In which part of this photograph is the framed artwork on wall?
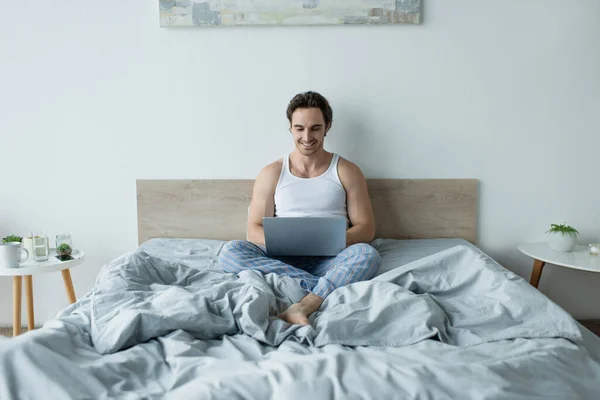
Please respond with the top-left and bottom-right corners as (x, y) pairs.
(159, 0), (421, 27)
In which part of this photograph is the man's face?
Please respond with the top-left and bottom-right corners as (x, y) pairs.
(290, 107), (329, 156)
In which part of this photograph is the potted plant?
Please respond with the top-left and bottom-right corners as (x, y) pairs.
(546, 222), (579, 252)
(57, 243), (73, 257)
(2, 235), (23, 244)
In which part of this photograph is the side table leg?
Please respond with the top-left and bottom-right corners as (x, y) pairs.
(25, 275), (35, 331)
(530, 259), (546, 288)
(61, 269), (76, 304)
(13, 276), (22, 336)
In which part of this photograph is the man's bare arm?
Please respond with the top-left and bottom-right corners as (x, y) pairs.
(247, 161), (282, 246)
(338, 159), (376, 247)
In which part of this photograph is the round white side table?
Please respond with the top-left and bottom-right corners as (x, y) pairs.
(518, 243), (600, 288)
(0, 248), (85, 336)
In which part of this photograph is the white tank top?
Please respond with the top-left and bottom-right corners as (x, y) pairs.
(274, 153), (348, 225)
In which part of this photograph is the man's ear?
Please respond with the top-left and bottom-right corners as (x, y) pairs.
(324, 124), (331, 137)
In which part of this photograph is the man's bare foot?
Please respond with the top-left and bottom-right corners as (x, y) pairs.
(278, 293), (324, 325)
(278, 303), (311, 325)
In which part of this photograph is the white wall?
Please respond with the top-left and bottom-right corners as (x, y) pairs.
(1, 0), (599, 325)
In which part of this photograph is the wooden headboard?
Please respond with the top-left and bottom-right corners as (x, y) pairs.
(136, 179), (478, 245)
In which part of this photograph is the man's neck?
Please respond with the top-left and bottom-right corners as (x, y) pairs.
(289, 149), (332, 176)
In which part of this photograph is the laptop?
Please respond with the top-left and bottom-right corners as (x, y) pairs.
(263, 217), (347, 257)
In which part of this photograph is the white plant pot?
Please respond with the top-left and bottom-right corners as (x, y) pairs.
(546, 232), (578, 252)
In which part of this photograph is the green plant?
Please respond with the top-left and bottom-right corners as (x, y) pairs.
(546, 222), (579, 236)
(57, 243), (72, 255)
(2, 235), (23, 244)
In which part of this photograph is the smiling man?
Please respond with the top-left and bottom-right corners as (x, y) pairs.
(218, 91), (381, 325)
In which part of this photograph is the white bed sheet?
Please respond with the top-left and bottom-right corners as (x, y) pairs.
(1, 238), (598, 399)
(138, 237), (477, 276)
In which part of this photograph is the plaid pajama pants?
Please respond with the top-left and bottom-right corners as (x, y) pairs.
(218, 240), (381, 298)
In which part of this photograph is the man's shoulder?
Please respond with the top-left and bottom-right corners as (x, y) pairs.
(256, 159), (284, 184)
(337, 156), (364, 176)
(337, 156), (366, 189)
(262, 158), (284, 175)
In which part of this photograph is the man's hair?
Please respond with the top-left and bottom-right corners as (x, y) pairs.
(286, 91), (333, 129)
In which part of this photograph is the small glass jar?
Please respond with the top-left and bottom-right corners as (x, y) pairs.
(589, 244), (600, 256)
(56, 233), (73, 257)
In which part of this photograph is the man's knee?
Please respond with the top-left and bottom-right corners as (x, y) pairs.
(219, 240), (255, 263)
(219, 240), (251, 273)
(348, 243), (381, 263)
(221, 240), (250, 255)
(347, 243), (381, 279)
(223, 239), (263, 255)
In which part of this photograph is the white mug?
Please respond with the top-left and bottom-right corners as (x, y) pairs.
(0, 242), (30, 268)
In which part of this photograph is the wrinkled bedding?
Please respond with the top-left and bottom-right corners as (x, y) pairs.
(1, 239), (599, 399)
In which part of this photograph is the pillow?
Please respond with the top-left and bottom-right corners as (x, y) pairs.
(138, 238), (226, 271)
(371, 238), (476, 276)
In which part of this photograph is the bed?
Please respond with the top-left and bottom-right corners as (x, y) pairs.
(1, 179), (599, 399)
